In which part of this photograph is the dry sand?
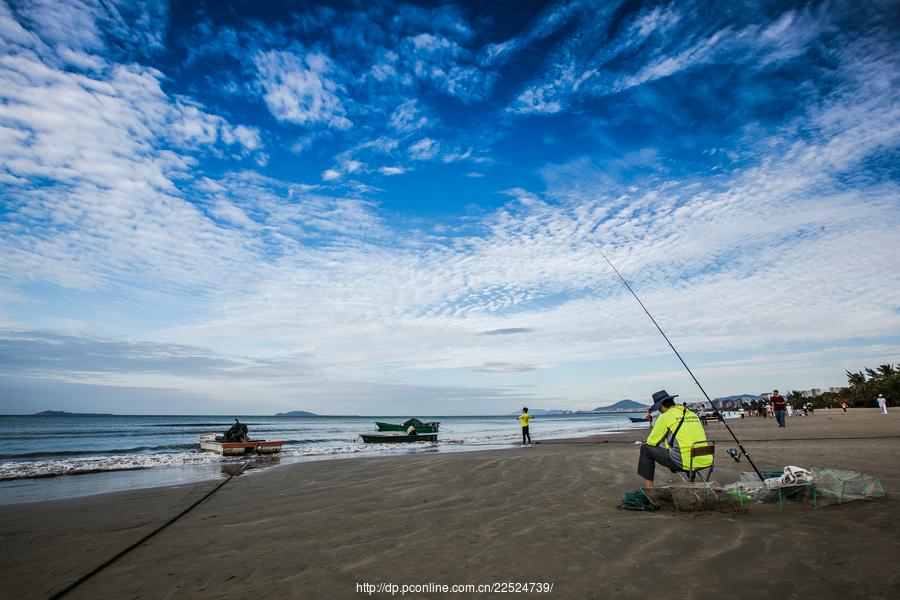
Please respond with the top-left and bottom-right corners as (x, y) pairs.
(2, 409), (899, 599)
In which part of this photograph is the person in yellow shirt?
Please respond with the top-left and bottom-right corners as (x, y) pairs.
(518, 407), (532, 446)
(638, 390), (712, 488)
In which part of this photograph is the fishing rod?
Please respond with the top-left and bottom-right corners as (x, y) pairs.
(589, 240), (765, 481)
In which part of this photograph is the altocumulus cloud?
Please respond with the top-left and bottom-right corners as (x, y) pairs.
(0, 1), (898, 414)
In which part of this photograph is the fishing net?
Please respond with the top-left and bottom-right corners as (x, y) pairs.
(723, 466), (884, 509)
(640, 482), (742, 512)
(620, 490), (658, 511)
(807, 466), (885, 507)
(629, 466), (885, 513)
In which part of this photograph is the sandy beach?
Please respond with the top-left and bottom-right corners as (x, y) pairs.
(2, 409), (899, 599)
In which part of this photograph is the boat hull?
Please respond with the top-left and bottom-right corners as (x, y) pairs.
(199, 434), (283, 455)
(361, 433), (437, 444)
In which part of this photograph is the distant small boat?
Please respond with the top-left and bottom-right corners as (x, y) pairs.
(198, 433), (283, 455)
(360, 433), (438, 444)
(629, 417), (650, 423)
(375, 418), (440, 433)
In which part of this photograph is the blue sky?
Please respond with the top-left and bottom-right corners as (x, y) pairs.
(1, 0), (898, 415)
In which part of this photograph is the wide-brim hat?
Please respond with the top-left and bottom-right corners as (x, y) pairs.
(650, 389), (679, 412)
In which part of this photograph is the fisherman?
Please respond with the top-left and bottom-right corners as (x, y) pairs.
(223, 418), (248, 442)
(637, 390), (712, 488)
(518, 407), (532, 447)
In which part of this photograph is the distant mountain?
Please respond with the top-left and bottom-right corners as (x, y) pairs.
(713, 394), (762, 402)
(274, 410), (319, 417)
(32, 410), (115, 416)
(709, 394), (762, 409)
(593, 399), (649, 412)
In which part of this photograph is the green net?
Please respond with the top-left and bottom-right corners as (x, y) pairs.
(641, 482), (743, 512)
(726, 466), (884, 510)
(635, 467), (885, 512)
(807, 467), (885, 507)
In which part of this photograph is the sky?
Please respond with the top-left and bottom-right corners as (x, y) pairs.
(0, 0), (898, 415)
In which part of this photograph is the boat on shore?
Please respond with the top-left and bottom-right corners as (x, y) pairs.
(360, 433), (438, 444)
(198, 433), (284, 456)
(375, 418), (440, 433)
(629, 416), (651, 423)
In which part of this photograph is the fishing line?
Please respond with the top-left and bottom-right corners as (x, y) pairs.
(537, 434), (900, 445)
(48, 462), (248, 599)
(588, 241), (765, 481)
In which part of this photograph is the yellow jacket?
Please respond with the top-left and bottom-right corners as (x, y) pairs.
(646, 406), (712, 470)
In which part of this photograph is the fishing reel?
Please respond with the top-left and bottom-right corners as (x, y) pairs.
(727, 447), (746, 463)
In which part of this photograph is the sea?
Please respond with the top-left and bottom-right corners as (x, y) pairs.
(0, 413), (649, 504)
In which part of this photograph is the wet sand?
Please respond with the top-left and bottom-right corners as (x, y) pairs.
(2, 409), (899, 599)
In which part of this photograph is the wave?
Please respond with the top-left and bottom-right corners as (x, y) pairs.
(0, 451), (225, 481)
(0, 442), (197, 460)
(0, 440), (447, 481)
(0, 421), (630, 482)
(148, 423), (267, 427)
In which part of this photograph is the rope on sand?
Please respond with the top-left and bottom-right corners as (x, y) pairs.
(48, 462), (248, 599)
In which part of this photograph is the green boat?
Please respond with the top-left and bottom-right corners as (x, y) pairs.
(375, 418), (440, 433)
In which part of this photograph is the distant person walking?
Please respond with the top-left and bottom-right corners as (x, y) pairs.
(840, 401), (848, 413)
(877, 394), (888, 415)
(518, 407), (533, 446)
(771, 390), (787, 428)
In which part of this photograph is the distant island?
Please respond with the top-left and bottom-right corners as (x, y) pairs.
(506, 408), (569, 416)
(592, 399), (649, 412)
(274, 410), (319, 417)
(32, 410), (115, 417)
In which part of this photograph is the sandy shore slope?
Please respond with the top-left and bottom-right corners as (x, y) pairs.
(2, 409), (899, 599)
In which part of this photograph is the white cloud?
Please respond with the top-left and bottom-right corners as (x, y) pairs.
(389, 99), (430, 133)
(148, 40), (900, 405)
(2, 1), (898, 411)
(409, 137), (439, 160)
(169, 101), (262, 155)
(254, 49), (351, 130)
(505, 3), (842, 114)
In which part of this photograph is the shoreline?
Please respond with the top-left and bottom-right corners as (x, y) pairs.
(0, 421), (645, 505)
(3, 409), (898, 599)
(3, 407), (896, 506)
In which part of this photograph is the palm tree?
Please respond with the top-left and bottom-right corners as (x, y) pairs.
(877, 364), (896, 378)
(846, 370), (866, 387)
(865, 367), (879, 380)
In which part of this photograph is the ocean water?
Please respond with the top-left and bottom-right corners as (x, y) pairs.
(0, 413), (649, 503)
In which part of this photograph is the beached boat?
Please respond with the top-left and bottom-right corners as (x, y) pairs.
(375, 418), (440, 433)
(360, 433), (438, 444)
(629, 417), (651, 423)
(198, 433), (284, 456)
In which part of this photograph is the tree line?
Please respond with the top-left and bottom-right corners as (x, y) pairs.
(785, 364), (897, 408)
